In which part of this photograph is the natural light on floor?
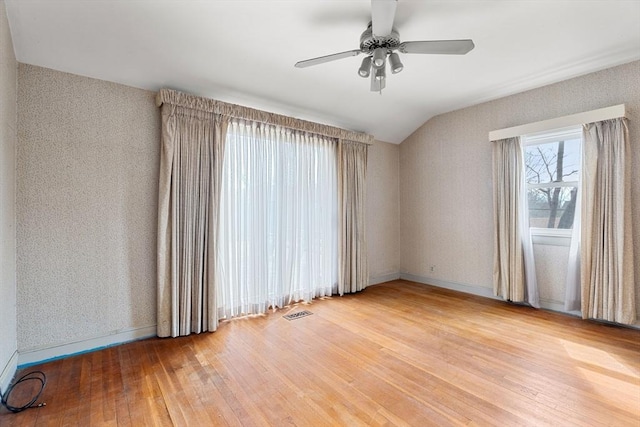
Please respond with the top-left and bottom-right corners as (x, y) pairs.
(559, 337), (639, 413)
(558, 338), (637, 377)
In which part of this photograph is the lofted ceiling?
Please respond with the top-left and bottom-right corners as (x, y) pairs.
(4, 0), (640, 144)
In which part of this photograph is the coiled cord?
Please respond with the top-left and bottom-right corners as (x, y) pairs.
(1, 371), (47, 413)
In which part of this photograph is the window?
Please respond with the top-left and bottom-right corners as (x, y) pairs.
(523, 127), (581, 237)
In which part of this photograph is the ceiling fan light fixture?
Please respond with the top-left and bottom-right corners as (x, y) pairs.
(374, 66), (386, 81)
(389, 52), (403, 74)
(372, 48), (386, 68)
(358, 56), (372, 77)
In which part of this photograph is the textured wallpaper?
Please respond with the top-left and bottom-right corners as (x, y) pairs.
(0, 0), (17, 384)
(400, 60), (640, 319)
(366, 140), (400, 284)
(17, 65), (160, 352)
(534, 244), (569, 307)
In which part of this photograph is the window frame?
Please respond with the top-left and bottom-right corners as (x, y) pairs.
(522, 126), (582, 241)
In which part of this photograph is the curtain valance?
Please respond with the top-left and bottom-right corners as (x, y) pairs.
(156, 88), (374, 145)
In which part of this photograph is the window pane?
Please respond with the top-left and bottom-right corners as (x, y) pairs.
(528, 186), (577, 229)
(525, 138), (580, 185)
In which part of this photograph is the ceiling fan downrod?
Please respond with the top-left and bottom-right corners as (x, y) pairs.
(357, 23), (403, 92)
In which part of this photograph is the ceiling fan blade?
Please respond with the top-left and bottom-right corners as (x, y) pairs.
(294, 49), (362, 68)
(371, 0), (397, 37)
(399, 39), (475, 55)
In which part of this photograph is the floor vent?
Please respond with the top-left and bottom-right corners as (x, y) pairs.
(283, 310), (313, 321)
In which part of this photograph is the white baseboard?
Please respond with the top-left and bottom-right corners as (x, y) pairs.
(0, 350), (18, 394)
(538, 298), (580, 316)
(402, 273), (580, 311)
(18, 325), (157, 367)
(399, 273), (498, 300)
(400, 273), (640, 329)
(369, 272), (401, 286)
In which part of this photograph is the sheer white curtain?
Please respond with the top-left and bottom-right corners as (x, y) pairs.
(564, 146), (583, 312)
(492, 137), (539, 307)
(216, 120), (338, 319)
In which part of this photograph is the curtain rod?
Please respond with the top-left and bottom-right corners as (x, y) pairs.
(489, 104), (627, 141)
(156, 88), (374, 145)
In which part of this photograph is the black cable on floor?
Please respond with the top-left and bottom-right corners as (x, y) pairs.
(1, 370), (47, 413)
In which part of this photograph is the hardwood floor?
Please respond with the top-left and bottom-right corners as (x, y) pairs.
(2, 280), (639, 426)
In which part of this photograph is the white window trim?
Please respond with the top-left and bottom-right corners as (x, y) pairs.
(531, 228), (572, 246)
(528, 181), (578, 190)
(522, 126), (583, 146)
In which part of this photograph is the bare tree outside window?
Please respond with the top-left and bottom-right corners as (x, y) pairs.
(525, 137), (580, 229)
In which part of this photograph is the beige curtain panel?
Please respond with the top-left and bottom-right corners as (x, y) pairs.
(157, 104), (227, 337)
(580, 118), (636, 324)
(338, 140), (369, 295)
(492, 137), (527, 303)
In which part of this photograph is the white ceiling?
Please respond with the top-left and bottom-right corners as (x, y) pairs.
(5, 0), (640, 143)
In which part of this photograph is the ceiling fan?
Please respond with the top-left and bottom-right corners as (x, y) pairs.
(294, 0), (475, 92)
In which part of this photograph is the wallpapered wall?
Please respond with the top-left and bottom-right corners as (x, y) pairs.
(17, 65), (160, 353)
(0, 0), (18, 389)
(367, 140), (400, 284)
(399, 60), (640, 320)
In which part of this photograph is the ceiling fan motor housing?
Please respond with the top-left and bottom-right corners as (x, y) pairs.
(360, 23), (401, 54)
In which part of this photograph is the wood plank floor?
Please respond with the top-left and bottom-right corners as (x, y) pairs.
(2, 280), (639, 426)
